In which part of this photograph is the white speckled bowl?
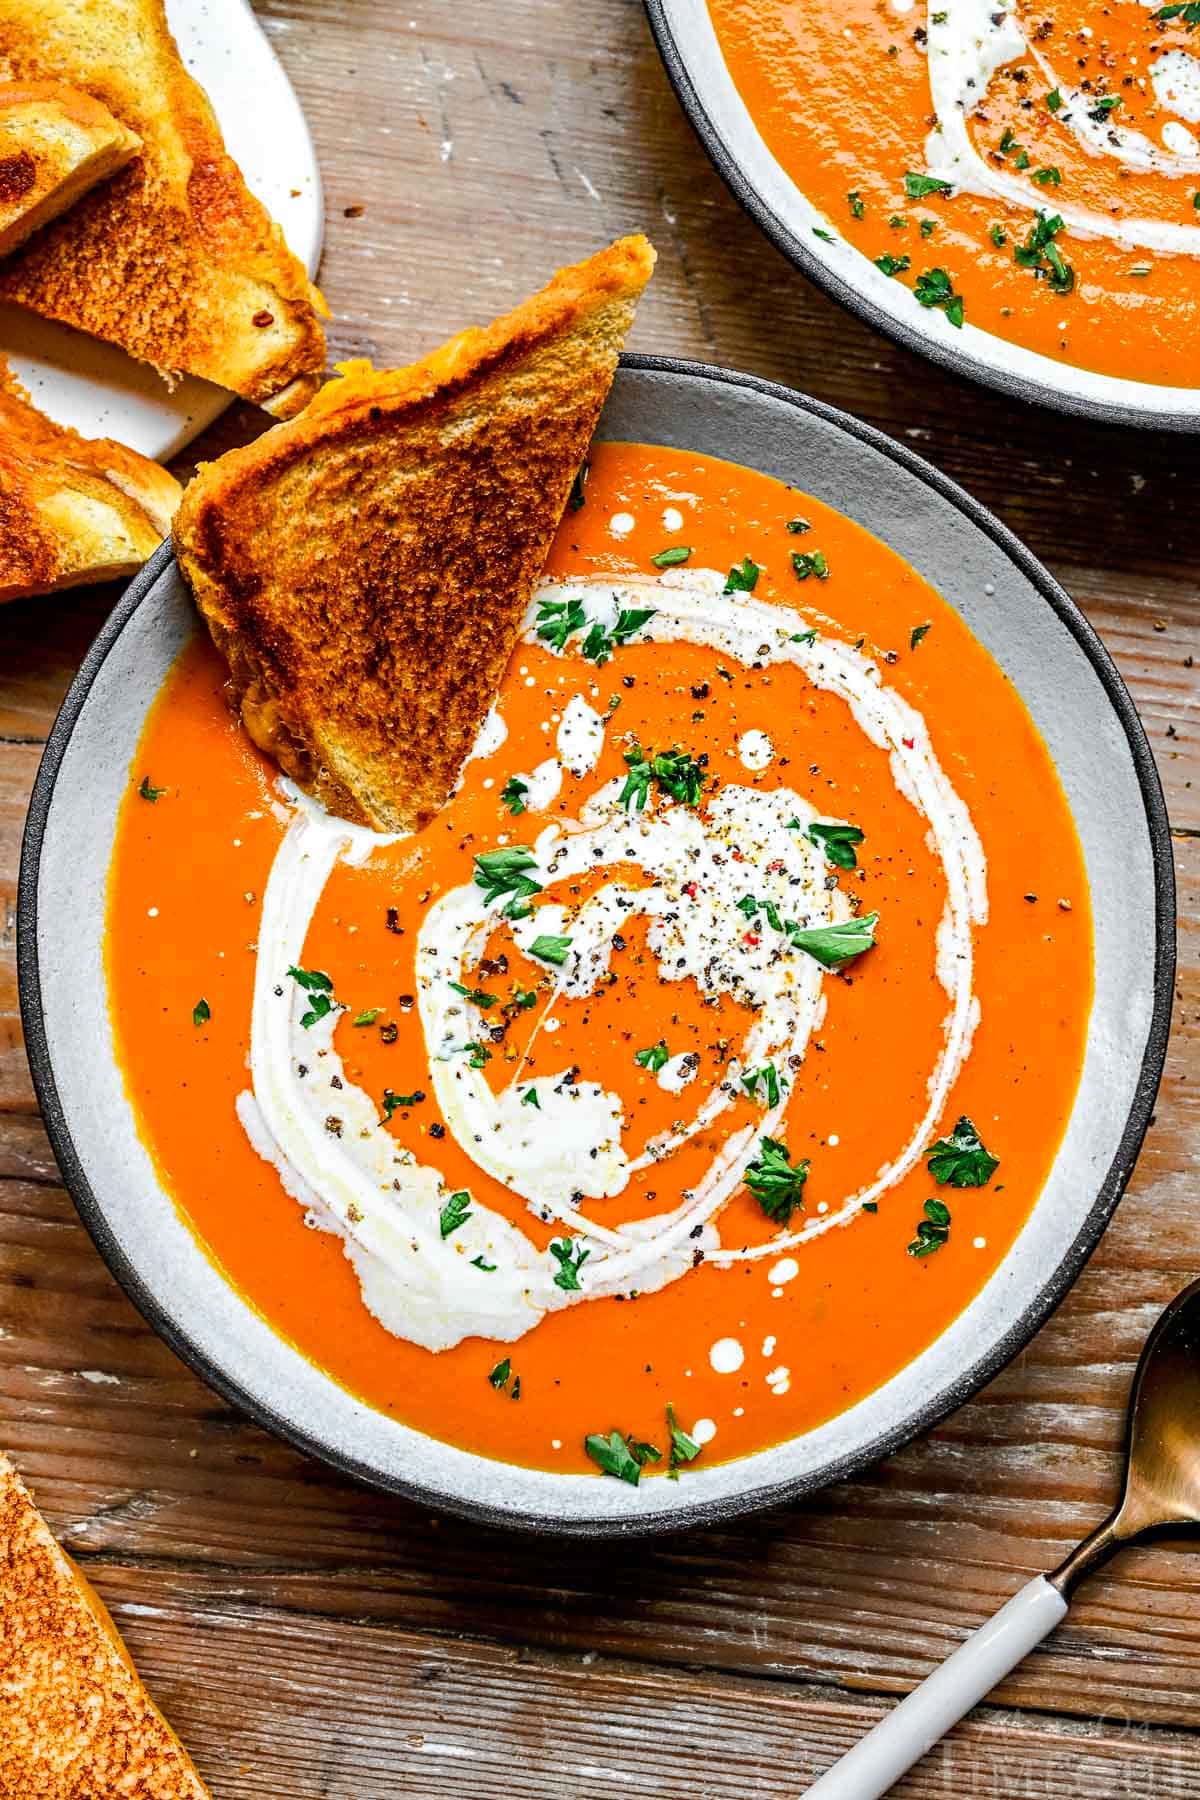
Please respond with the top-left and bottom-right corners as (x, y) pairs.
(645, 0), (1200, 431)
(18, 360), (1175, 1534)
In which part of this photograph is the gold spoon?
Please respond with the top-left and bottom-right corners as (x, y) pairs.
(807, 1277), (1200, 1797)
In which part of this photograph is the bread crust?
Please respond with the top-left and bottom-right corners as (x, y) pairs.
(0, 0), (326, 412)
(0, 1450), (211, 1797)
(175, 235), (656, 830)
(0, 80), (142, 256)
(0, 365), (182, 601)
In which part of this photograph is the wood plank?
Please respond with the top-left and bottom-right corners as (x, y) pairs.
(42, 1581), (1195, 1798)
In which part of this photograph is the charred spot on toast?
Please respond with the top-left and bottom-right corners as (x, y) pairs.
(0, 149), (36, 204)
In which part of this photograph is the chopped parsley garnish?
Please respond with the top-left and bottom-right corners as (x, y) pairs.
(989, 224), (1008, 248)
(440, 1189), (473, 1237)
(352, 1007), (383, 1026)
(635, 1041), (670, 1073)
(549, 1237), (590, 1291)
(383, 1089), (424, 1115)
(723, 556), (761, 595)
(791, 628), (818, 646)
(791, 550), (829, 581)
(473, 846), (543, 919)
(472, 1254), (497, 1272)
(1033, 166), (1062, 187)
(585, 1428), (661, 1485)
(582, 606), (657, 665)
(786, 516), (811, 534)
(1088, 95), (1121, 121)
(465, 1041), (491, 1069)
(1155, 1), (1200, 22)
(650, 545), (693, 569)
(535, 594), (587, 651)
(925, 1116), (1000, 1187)
(999, 127), (1018, 155)
(787, 910), (879, 969)
(568, 460), (589, 511)
(847, 189), (865, 219)
(909, 1197), (952, 1258)
(287, 965), (335, 1029)
(521, 1086), (540, 1109)
(911, 622), (931, 649)
(500, 775), (529, 816)
(914, 267), (964, 327)
(812, 226), (836, 244)
(192, 997), (210, 1027)
(489, 1358), (512, 1389)
(1046, 88), (1063, 113)
(619, 745), (706, 812)
(745, 1136), (809, 1226)
(138, 775), (166, 801)
(666, 1403), (701, 1479)
(449, 980), (498, 1009)
(528, 933), (572, 966)
(1014, 212), (1075, 293)
(905, 171), (953, 199)
(806, 820), (864, 870)
(919, 218), (937, 239)
(741, 1063), (781, 1107)
(876, 252), (911, 277)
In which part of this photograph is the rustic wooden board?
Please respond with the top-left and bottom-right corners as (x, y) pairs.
(2, 0), (1199, 1792)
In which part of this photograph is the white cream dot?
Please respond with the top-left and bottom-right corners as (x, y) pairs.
(737, 729), (774, 772)
(543, 1017), (561, 1034)
(761, 1334), (777, 1357)
(769, 1257), (800, 1286)
(662, 506), (684, 532)
(692, 1418), (718, 1445)
(974, 1236), (988, 1250)
(609, 511), (635, 538)
(551, 1438), (562, 1449)
(827, 1133), (840, 1147)
(147, 906), (159, 917)
(732, 1406), (745, 1417)
(765, 1365), (791, 1396)
(709, 1336), (744, 1374)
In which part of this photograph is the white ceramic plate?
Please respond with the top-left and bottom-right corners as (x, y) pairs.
(0, 0), (323, 460)
(17, 361), (1175, 1534)
(645, 0), (1200, 431)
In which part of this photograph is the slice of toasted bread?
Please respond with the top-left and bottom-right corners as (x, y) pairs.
(174, 235), (656, 831)
(0, 0), (326, 414)
(0, 1451), (211, 1796)
(1, 365), (181, 601)
(0, 80), (141, 257)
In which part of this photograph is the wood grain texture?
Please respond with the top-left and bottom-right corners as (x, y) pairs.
(1, 0), (1198, 1792)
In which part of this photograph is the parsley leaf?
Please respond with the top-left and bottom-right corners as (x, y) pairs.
(528, 933), (572, 966)
(806, 820), (864, 870)
(914, 267), (964, 326)
(905, 171), (953, 198)
(535, 595), (587, 651)
(876, 252), (911, 277)
(723, 556), (761, 594)
(500, 775), (528, 815)
(192, 997), (210, 1027)
(521, 1086), (540, 1109)
(472, 1254), (497, 1271)
(440, 1189), (473, 1237)
(288, 965), (336, 1029)
(1155, 2), (1200, 23)
(925, 1116), (1000, 1187)
(911, 622), (931, 649)
(449, 980), (498, 1009)
(791, 550), (830, 581)
(464, 1041), (491, 1069)
(383, 1089), (424, 1114)
(619, 745), (706, 812)
(666, 1403), (701, 1479)
(489, 1357), (512, 1389)
(473, 846), (543, 919)
(745, 1136), (809, 1226)
(585, 1428), (661, 1485)
(741, 1063), (781, 1107)
(787, 911), (878, 969)
(1014, 211), (1075, 293)
(635, 1041), (670, 1072)
(909, 1197), (952, 1257)
(138, 775), (166, 801)
(353, 1007), (383, 1026)
(549, 1237), (590, 1291)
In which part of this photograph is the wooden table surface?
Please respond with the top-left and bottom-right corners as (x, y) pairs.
(3, 1), (1199, 1793)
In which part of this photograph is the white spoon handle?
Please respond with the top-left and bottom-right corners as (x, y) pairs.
(805, 1575), (1068, 1798)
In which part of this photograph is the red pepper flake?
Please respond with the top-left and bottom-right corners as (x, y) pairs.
(731, 849), (745, 862)
(743, 931), (761, 947)
(681, 881), (698, 898)
(901, 737), (915, 749)
(766, 859), (786, 874)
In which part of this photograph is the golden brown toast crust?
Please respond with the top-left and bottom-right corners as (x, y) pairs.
(0, 0), (326, 412)
(0, 365), (181, 601)
(0, 1451), (211, 1797)
(175, 235), (656, 830)
(0, 80), (141, 257)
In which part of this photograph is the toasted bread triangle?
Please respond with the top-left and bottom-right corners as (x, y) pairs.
(0, 81), (141, 257)
(1, 364), (181, 602)
(0, 0), (326, 413)
(175, 235), (656, 830)
(0, 1450), (211, 1796)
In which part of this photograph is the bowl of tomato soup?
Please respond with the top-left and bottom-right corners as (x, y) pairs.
(647, 0), (1200, 428)
(18, 360), (1173, 1532)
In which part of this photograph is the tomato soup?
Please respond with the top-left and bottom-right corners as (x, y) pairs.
(106, 442), (1091, 1479)
(709, 0), (1200, 389)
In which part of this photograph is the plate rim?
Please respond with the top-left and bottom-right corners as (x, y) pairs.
(16, 355), (1177, 1536)
(643, 0), (1200, 434)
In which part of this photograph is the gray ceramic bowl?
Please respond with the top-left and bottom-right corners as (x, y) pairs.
(18, 359), (1174, 1535)
(645, 0), (1200, 432)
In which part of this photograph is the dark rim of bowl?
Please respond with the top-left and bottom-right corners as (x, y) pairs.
(17, 356), (1176, 1538)
(642, 0), (1200, 434)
